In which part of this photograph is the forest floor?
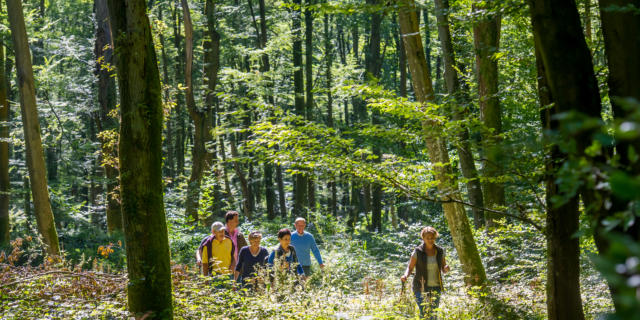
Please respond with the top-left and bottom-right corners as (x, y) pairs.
(0, 219), (613, 319)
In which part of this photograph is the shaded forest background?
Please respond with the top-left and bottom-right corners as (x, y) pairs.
(0, 0), (639, 319)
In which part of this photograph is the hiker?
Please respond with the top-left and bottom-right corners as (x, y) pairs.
(224, 210), (248, 270)
(234, 231), (269, 290)
(290, 217), (324, 276)
(400, 226), (450, 320)
(196, 222), (235, 279)
(267, 228), (305, 277)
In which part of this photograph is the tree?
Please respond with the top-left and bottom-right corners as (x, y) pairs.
(0, 0), (10, 247)
(183, 0), (217, 224)
(293, 0), (308, 218)
(398, 0), (486, 287)
(7, 0), (60, 256)
(434, 0), (485, 227)
(529, 0), (599, 318)
(106, 0), (173, 317)
(94, 0), (122, 233)
(473, 0), (503, 228)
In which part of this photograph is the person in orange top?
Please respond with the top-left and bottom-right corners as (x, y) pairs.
(196, 222), (235, 276)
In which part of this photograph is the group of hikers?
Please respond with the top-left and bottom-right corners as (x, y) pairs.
(195, 210), (449, 320)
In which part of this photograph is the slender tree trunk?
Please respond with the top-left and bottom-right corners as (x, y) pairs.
(94, 0), (122, 233)
(529, 0), (600, 318)
(473, 0), (503, 228)
(106, 0), (173, 317)
(183, 0), (216, 224)
(434, 0), (485, 228)
(396, 15), (407, 97)
(325, 13), (338, 216)
(0, 6), (9, 246)
(367, 0), (384, 232)
(159, 4), (174, 180)
(292, 0), (307, 218)
(398, 0), (486, 287)
(7, 0), (60, 256)
(276, 164), (286, 217)
(230, 132), (253, 219)
(173, 3), (185, 176)
(422, 8), (431, 77)
(584, 0), (592, 42)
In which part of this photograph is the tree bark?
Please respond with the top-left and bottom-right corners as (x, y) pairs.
(94, 0), (122, 233)
(434, 0), (485, 228)
(292, 0), (307, 218)
(595, 0), (640, 311)
(7, 0), (60, 256)
(325, 13), (338, 216)
(398, 0), (486, 287)
(529, 0), (599, 318)
(472, 0), (503, 228)
(106, 0), (173, 317)
(183, 0), (218, 224)
(0, 4), (10, 246)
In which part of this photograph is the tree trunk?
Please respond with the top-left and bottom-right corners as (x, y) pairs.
(276, 164), (286, 217)
(7, 0), (60, 256)
(183, 0), (217, 224)
(473, 0), (503, 228)
(230, 132), (253, 220)
(106, 0), (173, 317)
(172, 3), (185, 176)
(422, 8), (431, 77)
(292, 0), (307, 218)
(94, 0), (122, 233)
(0, 9), (9, 246)
(325, 13), (338, 216)
(434, 0), (485, 228)
(367, 0), (384, 232)
(529, 0), (600, 318)
(583, 0), (592, 42)
(398, 0), (486, 287)
(595, 0), (640, 312)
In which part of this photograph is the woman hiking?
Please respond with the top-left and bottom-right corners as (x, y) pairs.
(401, 226), (450, 319)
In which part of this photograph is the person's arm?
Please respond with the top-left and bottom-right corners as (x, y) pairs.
(196, 248), (202, 266)
(401, 256), (417, 282)
(235, 248), (244, 275)
(291, 247), (304, 276)
(442, 255), (450, 273)
(229, 240), (236, 273)
(309, 235), (324, 267)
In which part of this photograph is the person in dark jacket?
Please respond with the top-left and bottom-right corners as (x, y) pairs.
(267, 228), (305, 276)
(401, 226), (450, 319)
(234, 231), (269, 290)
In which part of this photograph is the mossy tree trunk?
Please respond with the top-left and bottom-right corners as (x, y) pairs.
(7, 0), (60, 256)
(398, 0), (487, 287)
(106, 0), (173, 318)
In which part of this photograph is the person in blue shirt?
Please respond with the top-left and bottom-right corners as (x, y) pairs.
(234, 231), (269, 290)
(267, 228), (305, 277)
(290, 217), (324, 276)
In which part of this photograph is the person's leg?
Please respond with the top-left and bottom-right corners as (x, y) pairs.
(426, 287), (441, 320)
(302, 265), (312, 276)
(414, 291), (425, 318)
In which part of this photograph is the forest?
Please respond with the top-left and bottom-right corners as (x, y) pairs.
(0, 0), (639, 319)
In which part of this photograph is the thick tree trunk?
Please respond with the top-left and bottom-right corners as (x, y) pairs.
(0, 13), (9, 246)
(94, 0), (122, 233)
(434, 0), (485, 228)
(473, 0), (503, 229)
(292, 0), (307, 218)
(595, 0), (640, 311)
(529, 0), (599, 318)
(106, 0), (173, 317)
(7, 0), (60, 256)
(398, 0), (486, 287)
